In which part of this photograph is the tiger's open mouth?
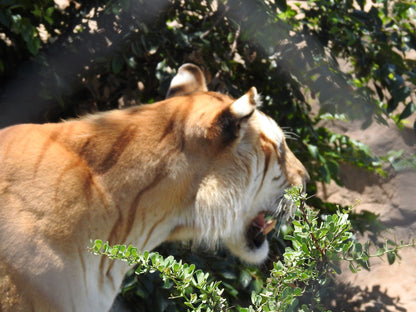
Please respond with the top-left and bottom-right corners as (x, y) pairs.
(246, 212), (277, 250)
(225, 197), (294, 264)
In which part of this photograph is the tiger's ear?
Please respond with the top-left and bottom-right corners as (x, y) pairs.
(230, 87), (258, 119)
(215, 87), (259, 143)
(166, 63), (208, 98)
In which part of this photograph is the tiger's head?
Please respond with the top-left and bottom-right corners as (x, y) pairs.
(165, 64), (309, 264)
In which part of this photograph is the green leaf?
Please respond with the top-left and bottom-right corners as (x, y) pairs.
(163, 278), (172, 289)
(330, 262), (342, 274)
(354, 243), (363, 256)
(275, 261), (285, 271)
(46, 6), (54, 16)
(387, 251), (396, 265)
(327, 159), (339, 178)
(92, 239), (102, 252)
(293, 287), (302, 296)
(301, 243), (309, 254)
(112, 54), (125, 74)
(134, 285), (148, 299)
(195, 270), (206, 285)
(10, 14), (22, 29)
(239, 270), (252, 288)
(307, 144), (319, 159)
(31, 6), (42, 18)
(125, 56), (137, 68)
(349, 262), (357, 273)
(320, 163), (331, 184)
(44, 15), (53, 25)
(399, 102), (415, 121)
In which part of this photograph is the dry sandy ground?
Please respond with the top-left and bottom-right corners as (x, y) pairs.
(316, 117), (416, 311)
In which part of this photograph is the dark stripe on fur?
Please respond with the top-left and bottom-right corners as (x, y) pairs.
(259, 133), (272, 188)
(160, 111), (177, 142)
(33, 127), (61, 177)
(142, 210), (169, 248)
(94, 124), (137, 174)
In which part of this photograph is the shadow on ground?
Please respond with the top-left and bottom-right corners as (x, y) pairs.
(324, 282), (407, 312)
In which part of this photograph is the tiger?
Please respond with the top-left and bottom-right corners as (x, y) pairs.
(0, 63), (308, 312)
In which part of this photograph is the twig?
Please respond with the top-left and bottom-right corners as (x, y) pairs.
(228, 25), (240, 58)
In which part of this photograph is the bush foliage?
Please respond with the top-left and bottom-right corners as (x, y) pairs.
(92, 186), (415, 311)
(1, 0), (415, 310)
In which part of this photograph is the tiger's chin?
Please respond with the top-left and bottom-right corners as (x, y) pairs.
(225, 235), (270, 265)
(225, 212), (277, 264)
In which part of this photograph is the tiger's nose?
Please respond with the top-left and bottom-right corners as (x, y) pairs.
(290, 165), (309, 191)
(300, 167), (310, 192)
(285, 148), (309, 191)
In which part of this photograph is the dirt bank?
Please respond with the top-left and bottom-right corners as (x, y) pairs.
(317, 118), (416, 311)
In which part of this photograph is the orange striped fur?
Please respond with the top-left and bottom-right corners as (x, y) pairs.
(0, 64), (308, 311)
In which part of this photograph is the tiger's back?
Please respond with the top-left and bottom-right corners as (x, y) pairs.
(0, 64), (308, 311)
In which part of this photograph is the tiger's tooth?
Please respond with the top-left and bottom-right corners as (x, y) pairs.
(263, 219), (277, 234)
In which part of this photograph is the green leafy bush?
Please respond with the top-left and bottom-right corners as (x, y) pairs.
(91, 186), (415, 311)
